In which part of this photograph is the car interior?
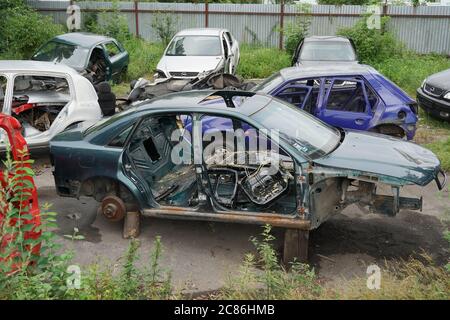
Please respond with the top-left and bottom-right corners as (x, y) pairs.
(126, 113), (298, 214)
(11, 75), (70, 138)
(87, 46), (108, 83)
(277, 77), (377, 115)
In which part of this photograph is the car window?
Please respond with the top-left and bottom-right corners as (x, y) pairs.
(250, 98), (341, 159)
(104, 41), (121, 58)
(326, 79), (367, 113)
(12, 75), (70, 134)
(165, 36), (222, 56)
(32, 41), (90, 70)
(365, 83), (378, 112)
(200, 114), (291, 166)
(225, 32), (233, 46)
(108, 125), (134, 148)
(300, 41), (356, 61)
(0, 76), (7, 112)
(251, 72), (284, 93)
(276, 78), (321, 113)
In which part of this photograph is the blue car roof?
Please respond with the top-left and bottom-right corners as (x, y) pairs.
(278, 65), (414, 106)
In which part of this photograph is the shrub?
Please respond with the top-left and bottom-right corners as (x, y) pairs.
(219, 225), (324, 299)
(0, 2), (63, 59)
(337, 16), (404, 64)
(283, 3), (312, 56)
(151, 13), (179, 47)
(0, 149), (71, 299)
(85, 0), (131, 43)
(121, 39), (165, 80)
(318, 0), (370, 4)
(66, 237), (174, 300)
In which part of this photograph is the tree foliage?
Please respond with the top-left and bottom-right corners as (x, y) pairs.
(0, 0), (63, 59)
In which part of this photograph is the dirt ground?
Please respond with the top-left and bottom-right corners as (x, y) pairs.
(32, 155), (449, 293)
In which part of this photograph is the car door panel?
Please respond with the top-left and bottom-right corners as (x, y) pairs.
(318, 77), (372, 130)
(103, 41), (127, 77)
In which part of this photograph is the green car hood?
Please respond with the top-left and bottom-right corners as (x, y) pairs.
(314, 130), (440, 186)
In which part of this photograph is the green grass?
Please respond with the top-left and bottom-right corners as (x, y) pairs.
(426, 137), (450, 172)
(236, 44), (291, 79)
(373, 53), (450, 97)
(122, 38), (165, 81)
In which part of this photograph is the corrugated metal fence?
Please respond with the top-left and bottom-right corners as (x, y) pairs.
(27, 1), (450, 54)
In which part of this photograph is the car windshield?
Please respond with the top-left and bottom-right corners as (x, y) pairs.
(250, 98), (341, 159)
(32, 41), (90, 69)
(251, 72), (284, 93)
(165, 36), (222, 56)
(300, 41), (356, 61)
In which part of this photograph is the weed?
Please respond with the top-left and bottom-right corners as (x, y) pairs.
(219, 225), (323, 300)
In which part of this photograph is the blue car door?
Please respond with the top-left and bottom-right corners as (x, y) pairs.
(274, 78), (321, 114)
(318, 77), (372, 131)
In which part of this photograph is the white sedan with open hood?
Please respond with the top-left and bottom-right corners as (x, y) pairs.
(155, 28), (240, 79)
(0, 61), (102, 151)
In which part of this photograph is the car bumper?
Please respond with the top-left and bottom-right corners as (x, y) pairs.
(417, 88), (450, 120)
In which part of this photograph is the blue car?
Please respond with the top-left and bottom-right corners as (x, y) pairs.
(252, 64), (418, 140)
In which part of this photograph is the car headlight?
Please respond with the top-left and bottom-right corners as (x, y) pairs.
(154, 70), (166, 79)
(421, 79), (426, 88)
(444, 92), (450, 100)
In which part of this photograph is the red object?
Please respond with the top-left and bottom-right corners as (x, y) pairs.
(12, 103), (35, 115)
(0, 114), (41, 271)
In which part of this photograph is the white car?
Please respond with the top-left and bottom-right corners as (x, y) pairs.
(155, 28), (240, 79)
(0, 61), (102, 151)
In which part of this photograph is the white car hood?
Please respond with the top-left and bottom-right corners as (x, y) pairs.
(157, 55), (223, 74)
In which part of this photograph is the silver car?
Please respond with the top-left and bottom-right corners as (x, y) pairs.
(155, 28), (240, 79)
(0, 61), (102, 151)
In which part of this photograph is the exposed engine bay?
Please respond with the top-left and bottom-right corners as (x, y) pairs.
(11, 75), (70, 137)
(126, 114), (297, 214)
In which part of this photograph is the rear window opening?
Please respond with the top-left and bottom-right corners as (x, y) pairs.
(143, 136), (161, 162)
(11, 75), (70, 138)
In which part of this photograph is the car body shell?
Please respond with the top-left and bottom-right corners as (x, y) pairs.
(254, 64), (418, 140)
(0, 60), (102, 150)
(417, 68), (450, 121)
(292, 36), (358, 67)
(31, 32), (129, 82)
(49, 90), (444, 231)
(156, 28), (240, 79)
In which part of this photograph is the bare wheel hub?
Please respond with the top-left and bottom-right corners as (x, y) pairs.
(101, 195), (126, 221)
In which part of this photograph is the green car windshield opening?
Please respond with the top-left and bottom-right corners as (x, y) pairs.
(33, 41), (90, 70)
(250, 98), (341, 159)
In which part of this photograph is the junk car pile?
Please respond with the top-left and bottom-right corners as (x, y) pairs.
(0, 30), (448, 263)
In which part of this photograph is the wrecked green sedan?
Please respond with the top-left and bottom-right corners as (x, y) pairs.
(49, 91), (446, 262)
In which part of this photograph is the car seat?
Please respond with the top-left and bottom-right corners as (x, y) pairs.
(96, 82), (116, 116)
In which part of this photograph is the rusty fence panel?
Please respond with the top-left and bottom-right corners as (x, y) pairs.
(26, 1), (450, 54)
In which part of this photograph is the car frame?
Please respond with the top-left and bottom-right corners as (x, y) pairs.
(292, 36), (358, 66)
(31, 32), (129, 83)
(155, 28), (240, 79)
(0, 60), (102, 151)
(50, 90), (445, 262)
(253, 64), (419, 140)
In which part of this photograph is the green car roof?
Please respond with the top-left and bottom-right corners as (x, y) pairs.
(53, 32), (114, 48)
